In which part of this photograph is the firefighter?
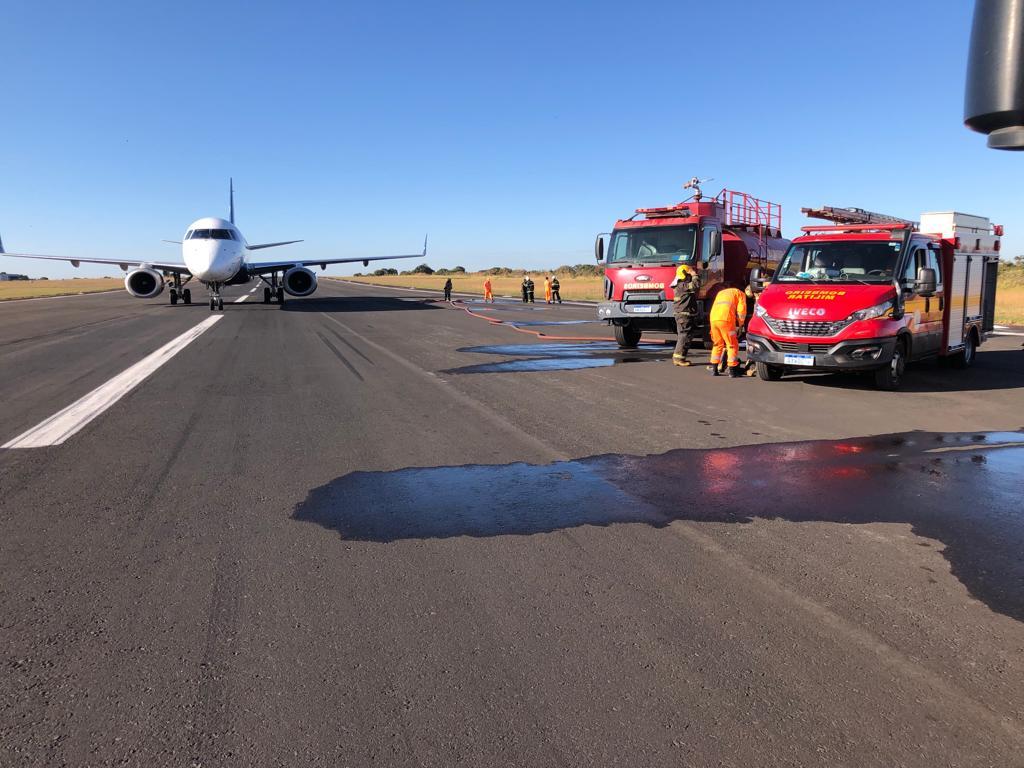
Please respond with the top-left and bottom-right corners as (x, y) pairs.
(708, 282), (747, 377)
(544, 276), (553, 304)
(670, 263), (701, 366)
(550, 275), (562, 304)
(526, 276), (536, 303)
(483, 277), (494, 303)
(443, 277), (453, 301)
(521, 277), (529, 303)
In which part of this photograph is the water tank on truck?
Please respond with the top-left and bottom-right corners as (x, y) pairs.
(594, 180), (789, 349)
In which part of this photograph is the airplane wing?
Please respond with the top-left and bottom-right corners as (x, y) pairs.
(247, 253), (422, 275)
(0, 251), (190, 274)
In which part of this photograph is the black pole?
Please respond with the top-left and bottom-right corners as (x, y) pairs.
(965, 0), (1024, 149)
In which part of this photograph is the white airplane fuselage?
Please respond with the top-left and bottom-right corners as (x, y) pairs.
(181, 216), (246, 284)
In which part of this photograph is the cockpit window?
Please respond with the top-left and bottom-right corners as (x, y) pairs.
(188, 229), (234, 240)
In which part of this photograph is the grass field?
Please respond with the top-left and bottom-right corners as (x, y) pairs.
(340, 272), (1024, 326)
(0, 278), (123, 301)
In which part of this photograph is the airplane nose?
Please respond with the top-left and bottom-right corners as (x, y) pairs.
(184, 242), (217, 277)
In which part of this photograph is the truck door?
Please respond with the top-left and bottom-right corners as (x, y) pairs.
(924, 245), (945, 353)
(701, 224), (723, 296)
(900, 246), (939, 357)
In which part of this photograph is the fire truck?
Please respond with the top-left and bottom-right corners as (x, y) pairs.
(595, 180), (789, 348)
(745, 205), (1002, 389)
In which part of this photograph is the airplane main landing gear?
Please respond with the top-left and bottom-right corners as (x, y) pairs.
(170, 289), (179, 305)
(182, 288), (192, 304)
(170, 274), (192, 306)
(263, 287), (271, 304)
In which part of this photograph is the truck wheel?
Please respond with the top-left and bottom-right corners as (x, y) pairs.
(614, 322), (641, 349)
(756, 362), (784, 381)
(950, 332), (976, 369)
(874, 340), (907, 390)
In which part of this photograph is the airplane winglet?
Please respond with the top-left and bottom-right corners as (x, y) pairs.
(0, 232), (5, 253)
(423, 233), (428, 257)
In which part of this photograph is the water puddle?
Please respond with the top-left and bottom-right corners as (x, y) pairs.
(442, 342), (670, 374)
(293, 431), (1024, 621)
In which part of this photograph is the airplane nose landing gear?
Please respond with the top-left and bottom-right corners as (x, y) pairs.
(207, 283), (224, 311)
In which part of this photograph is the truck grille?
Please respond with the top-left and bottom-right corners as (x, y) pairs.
(764, 317), (849, 337)
(774, 341), (835, 353)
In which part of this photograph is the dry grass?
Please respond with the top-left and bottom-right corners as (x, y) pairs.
(0, 278), (123, 301)
(340, 272), (1024, 327)
(995, 286), (1024, 326)
(338, 274), (605, 302)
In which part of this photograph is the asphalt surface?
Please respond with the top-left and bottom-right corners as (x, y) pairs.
(2, 279), (1023, 767)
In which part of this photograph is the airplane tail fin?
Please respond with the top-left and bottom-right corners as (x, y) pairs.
(229, 178), (235, 224)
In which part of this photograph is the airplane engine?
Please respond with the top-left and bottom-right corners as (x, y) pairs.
(124, 267), (165, 298)
(283, 266), (317, 297)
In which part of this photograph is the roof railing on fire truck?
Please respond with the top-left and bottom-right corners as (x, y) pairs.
(632, 187), (782, 234)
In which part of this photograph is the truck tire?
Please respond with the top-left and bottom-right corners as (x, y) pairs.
(614, 322), (641, 349)
(950, 332), (977, 369)
(756, 362), (784, 381)
(874, 340), (907, 390)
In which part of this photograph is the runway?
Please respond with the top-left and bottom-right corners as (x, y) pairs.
(2, 279), (1024, 767)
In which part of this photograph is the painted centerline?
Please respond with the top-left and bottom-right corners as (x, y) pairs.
(2, 316), (223, 449)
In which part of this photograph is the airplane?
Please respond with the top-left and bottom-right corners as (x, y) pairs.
(0, 180), (424, 310)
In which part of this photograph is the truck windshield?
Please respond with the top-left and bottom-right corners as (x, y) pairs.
(775, 240), (902, 283)
(608, 225), (697, 265)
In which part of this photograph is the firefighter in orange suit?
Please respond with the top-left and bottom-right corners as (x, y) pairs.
(544, 276), (553, 304)
(483, 277), (494, 303)
(708, 283), (747, 378)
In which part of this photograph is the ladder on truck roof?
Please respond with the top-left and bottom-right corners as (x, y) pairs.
(801, 205), (917, 228)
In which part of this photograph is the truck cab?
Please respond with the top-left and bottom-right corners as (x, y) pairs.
(746, 208), (1002, 389)
(596, 188), (788, 348)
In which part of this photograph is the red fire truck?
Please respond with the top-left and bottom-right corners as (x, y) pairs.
(746, 206), (1002, 389)
(595, 180), (789, 348)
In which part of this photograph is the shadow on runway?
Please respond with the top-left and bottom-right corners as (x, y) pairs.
(787, 349), (1024, 393)
(293, 430), (1024, 623)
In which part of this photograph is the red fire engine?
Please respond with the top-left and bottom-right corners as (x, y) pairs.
(746, 206), (1002, 389)
(595, 179), (789, 348)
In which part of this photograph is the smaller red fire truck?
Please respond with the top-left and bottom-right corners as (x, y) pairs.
(746, 206), (1002, 389)
(595, 180), (788, 348)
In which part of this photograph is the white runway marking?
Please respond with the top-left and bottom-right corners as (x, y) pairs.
(234, 294), (249, 303)
(2, 316), (223, 449)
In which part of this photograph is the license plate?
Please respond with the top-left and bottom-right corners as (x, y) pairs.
(631, 305), (654, 313)
(783, 353), (815, 366)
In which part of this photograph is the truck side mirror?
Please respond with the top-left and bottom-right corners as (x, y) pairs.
(595, 233), (608, 263)
(916, 267), (937, 297)
(749, 267), (765, 293)
(709, 229), (722, 257)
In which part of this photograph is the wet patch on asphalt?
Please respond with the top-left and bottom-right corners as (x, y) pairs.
(441, 342), (671, 374)
(293, 431), (1024, 622)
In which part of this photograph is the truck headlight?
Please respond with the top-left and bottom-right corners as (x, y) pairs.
(754, 303), (768, 318)
(847, 301), (893, 322)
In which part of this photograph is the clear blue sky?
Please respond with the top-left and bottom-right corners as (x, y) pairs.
(1, 0), (1019, 279)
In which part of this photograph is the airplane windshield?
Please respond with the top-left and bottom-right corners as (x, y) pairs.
(188, 229), (235, 240)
